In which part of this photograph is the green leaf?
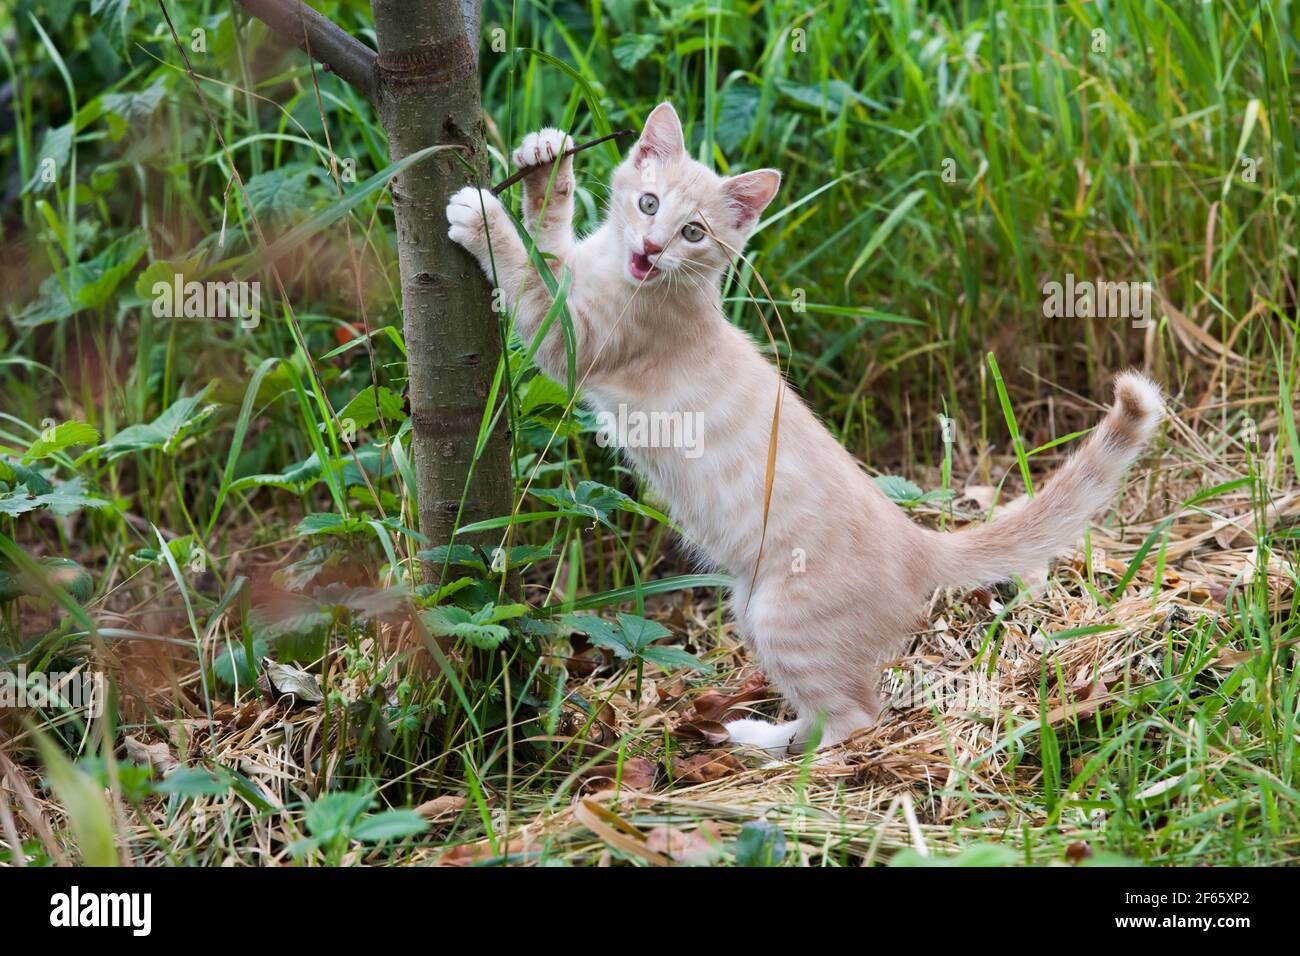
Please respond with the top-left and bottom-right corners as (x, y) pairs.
(530, 480), (670, 526)
(133, 255), (203, 300)
(639, 644), (711, 673)
(93, 389), (217, 460)
(242, 165), (324, 226)
(90, 0), (133, 56)
(154, 767), (232, 799)
(248, 593), (331, 642)
(213, 637), (268, 687)
(296, 513), (367, 536)
(99, 79), (166, 141)
(14, 233), (147, 324)
(734, 821), (787, 867)
(874, 474), (924, 503)
(519, 375), (570, 417)
(613, 33), (658, 69)
(303, 790), (374, 840)
(350, 810), (429, 843)
(337, 386), (407, 431)
(23, 124), (71, 194)
(717, 83), (760, 152)
(534, 573), (733, 616)
(74, 232), (147, 309)
(561, 612), (632, 658)
(423, 605), (510, 650)
(23, 421), (99, 462)
(616, 612), (672, 651)
(0, 461), (53, 495)
(0, 477), (108, 517)
(229, 452), (323, 495)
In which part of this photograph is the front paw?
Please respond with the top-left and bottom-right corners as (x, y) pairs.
(446, 186), (501, 254)
(512, 128), (574, 172)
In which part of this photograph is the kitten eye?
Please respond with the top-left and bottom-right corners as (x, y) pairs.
(638, 193), (659, 215)
(681, 222), (705, 242)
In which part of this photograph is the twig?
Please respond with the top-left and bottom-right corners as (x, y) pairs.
(490, 130), (635, 195)
(236, 0), (378, 102)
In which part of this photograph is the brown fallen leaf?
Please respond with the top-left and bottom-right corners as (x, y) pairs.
(581, 757), (657, 792)
(672, 719), (731, 745)
(440, 836), (527, 866)
(689, 672), (770, 722)
(124, 735), (178, 775)
(645, 821), (723, 865)
(416, 795), (468, 820)
(670, 752), (746, 784)
(574, 798), (672, 866)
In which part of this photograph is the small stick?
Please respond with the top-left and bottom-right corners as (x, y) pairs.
(490, 129), (636, 195)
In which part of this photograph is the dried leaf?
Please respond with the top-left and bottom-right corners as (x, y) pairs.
(416, 795), (468, 820)
(260, 658), (323, 704)
(574, 798), (672, 866)
(673, 719), (731, 745)
(690, 672), (769, 722)
(440, 836), (526, 866)
(123, 735), (178, 775)
(645, 822), (723, 865)
(582, 757), (657, 791)
(670, 752), (746, 784)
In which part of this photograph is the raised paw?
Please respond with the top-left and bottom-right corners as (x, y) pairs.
(445, 186), (501, 253)
(512, 128), (574, 172)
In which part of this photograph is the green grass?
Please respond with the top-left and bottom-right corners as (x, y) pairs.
(0, 0), (1297, 866)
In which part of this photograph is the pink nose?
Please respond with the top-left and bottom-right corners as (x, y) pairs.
(642, 238), (663, 256)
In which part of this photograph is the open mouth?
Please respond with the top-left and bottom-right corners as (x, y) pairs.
(628, 251), (660, 282)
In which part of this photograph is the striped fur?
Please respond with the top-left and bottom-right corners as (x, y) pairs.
(447, 104), (1164, 756)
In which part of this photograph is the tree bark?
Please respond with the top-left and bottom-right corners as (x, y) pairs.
(238, 0), (378, 101)
(237, 0), (513, 562)
(369, 0), (512, 559)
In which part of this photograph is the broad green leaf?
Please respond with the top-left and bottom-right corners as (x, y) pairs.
(423, 605), (510, 650)
(24, 421), (99, 462)
(0, 477), (108, 517)
(337, 386), (407, 431)
(350, 810), (428, 843)
(93, 389), (217, 460)
(613, 33), (657, 69)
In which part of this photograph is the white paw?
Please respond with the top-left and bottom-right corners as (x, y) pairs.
(512, 128), (574, 170)
(446, 186), (500, 251)
(725, 718), (799, 757)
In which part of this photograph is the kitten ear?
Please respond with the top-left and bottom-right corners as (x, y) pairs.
(723, 169), (781, 229)
(632, 102), (685, 166)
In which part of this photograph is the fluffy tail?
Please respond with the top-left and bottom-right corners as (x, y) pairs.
(934, 371), (1163, 588)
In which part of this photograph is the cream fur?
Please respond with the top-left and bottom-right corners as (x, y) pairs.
(446, 103), (1164, 757)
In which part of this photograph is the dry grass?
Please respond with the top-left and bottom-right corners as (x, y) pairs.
(7, 397), (1293, 868)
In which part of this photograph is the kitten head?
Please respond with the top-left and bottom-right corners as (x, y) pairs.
(609, 102), (780, 287)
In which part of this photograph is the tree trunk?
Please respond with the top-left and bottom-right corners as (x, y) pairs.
(368, 0), (512, 560)
(236, 0), (512, 562)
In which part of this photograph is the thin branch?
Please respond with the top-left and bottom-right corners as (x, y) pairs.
(236, 0), (378, 102)
(490, 130), (635, 195)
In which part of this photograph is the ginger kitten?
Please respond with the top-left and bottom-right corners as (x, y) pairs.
(447, 102), (1163, 755)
